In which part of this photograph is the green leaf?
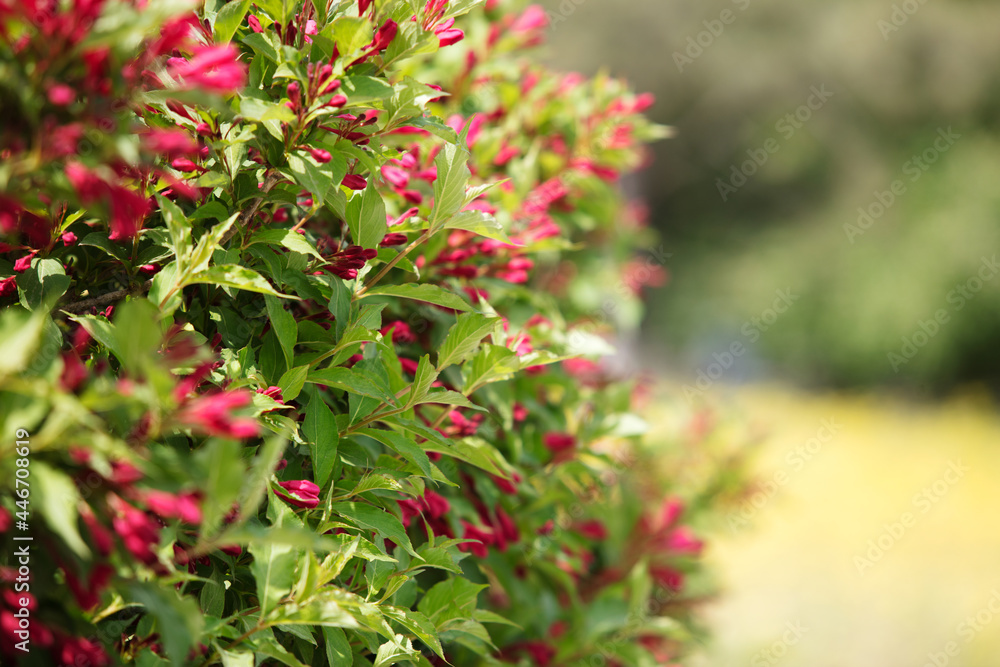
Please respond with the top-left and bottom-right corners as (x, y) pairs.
(186, 264), (288, 297)
(429, 131), (471, 228)
(437, 313), (499, 371)
(303, 393), (339, 488)
(278, 364), (309, 402)
(381, 607), (444, 659)
(199, 439), (245, 537)
(240, 97), (296, 123)
(129, 582), (204, 665)
(249, 490), (301, 617)
(238, 435), (288, 524)
(113, 299), (161, 372)
(285, 152), (341, 207)
(404, 355), (437, 408)
(359, 284), (472, 311)
(79, 232), (128, 261)
(0, 307), (46, 378)
(308, 367), (398, 406)
(442, 209), (516, 245)
(373, 634), (421, 667)
(331, 502), (418, 558)
(463, 344), (519, 391)
(250, 228), (325, 261)
(340, 75), (394, 105)
(69, 313), (122, 365)
(346, 180), (388, 250)
(200, 567), (226, 619)
(33, 462), (89, 558)
(214, 0), (251, 43)
(322, 627), (352, 667)
(220, 649), (254, 667)
(331, 16), (372, 54)
(266, 295), (297, 369)
(355, 428), (431, 478)
(417, 578), (486, 624)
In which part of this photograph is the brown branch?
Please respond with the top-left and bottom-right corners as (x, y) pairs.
(59, 279), (153, 315)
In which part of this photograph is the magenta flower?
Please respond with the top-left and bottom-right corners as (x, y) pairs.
(542, 432), (575, 453)
(142, 490), (203, 524)
(342, 174), (367, 190)
(177, 390), (260, 439)
(276, 480), (321, 509)
(167, 44), (247, 93)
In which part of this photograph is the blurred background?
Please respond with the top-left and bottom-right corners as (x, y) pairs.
(538, 0), (1000, 664)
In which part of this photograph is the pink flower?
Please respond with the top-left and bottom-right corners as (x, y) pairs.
(61, 231), (77, 246)
(276, 479), (321, 509)
(380, 320), (415, 343)
(650, 566), (685, 592)
(309, 148), (332, 163)
(141, 128), (199, 160)
(342, 174), (367, 190)
(142, 490), (203, 524)
(167, 44), (247, 93)
(658, 526), (704, 556)
(458, 520), (494, 558)
(256, 385), (284, 403)
(575, 519), (607, 541)
(47, 84), (75, 106)
(12, 253), (34, 273)
(63, 563), (113, 610)
(177, 390), (260, 439)
(381, 164), (410, 188)
(543, 432), (575, 453)
(380, 232), (408, 247)
(510, 5), (548, 34)
(247, 14), (263, 32)
(369, 19), (398, 51)
(110, 496), (161, 566)
(434, 19), (464, 47)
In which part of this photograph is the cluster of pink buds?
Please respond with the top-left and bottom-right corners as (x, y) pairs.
(322, 243), (378, 280)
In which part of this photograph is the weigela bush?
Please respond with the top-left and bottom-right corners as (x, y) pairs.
(0, 1), (716, 665)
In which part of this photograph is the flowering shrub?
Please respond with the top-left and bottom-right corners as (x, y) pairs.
(0, 1), (719, 665)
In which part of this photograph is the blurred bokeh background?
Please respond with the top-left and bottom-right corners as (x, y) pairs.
(538, 0), (1000, 664)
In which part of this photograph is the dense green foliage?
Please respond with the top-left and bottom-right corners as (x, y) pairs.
(0, 1), (726, 665)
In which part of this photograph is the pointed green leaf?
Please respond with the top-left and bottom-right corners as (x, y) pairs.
(359, 284), (472, 311)
(346, 179), (388, 250)
(303, 393), (339, 488)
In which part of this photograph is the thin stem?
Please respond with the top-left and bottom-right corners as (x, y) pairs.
(354, 228), (431, 298)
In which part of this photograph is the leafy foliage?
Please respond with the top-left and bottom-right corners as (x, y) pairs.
(0, 1), (722, 666)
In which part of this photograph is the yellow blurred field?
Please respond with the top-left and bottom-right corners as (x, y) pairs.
(669, 384), (1000, 667)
